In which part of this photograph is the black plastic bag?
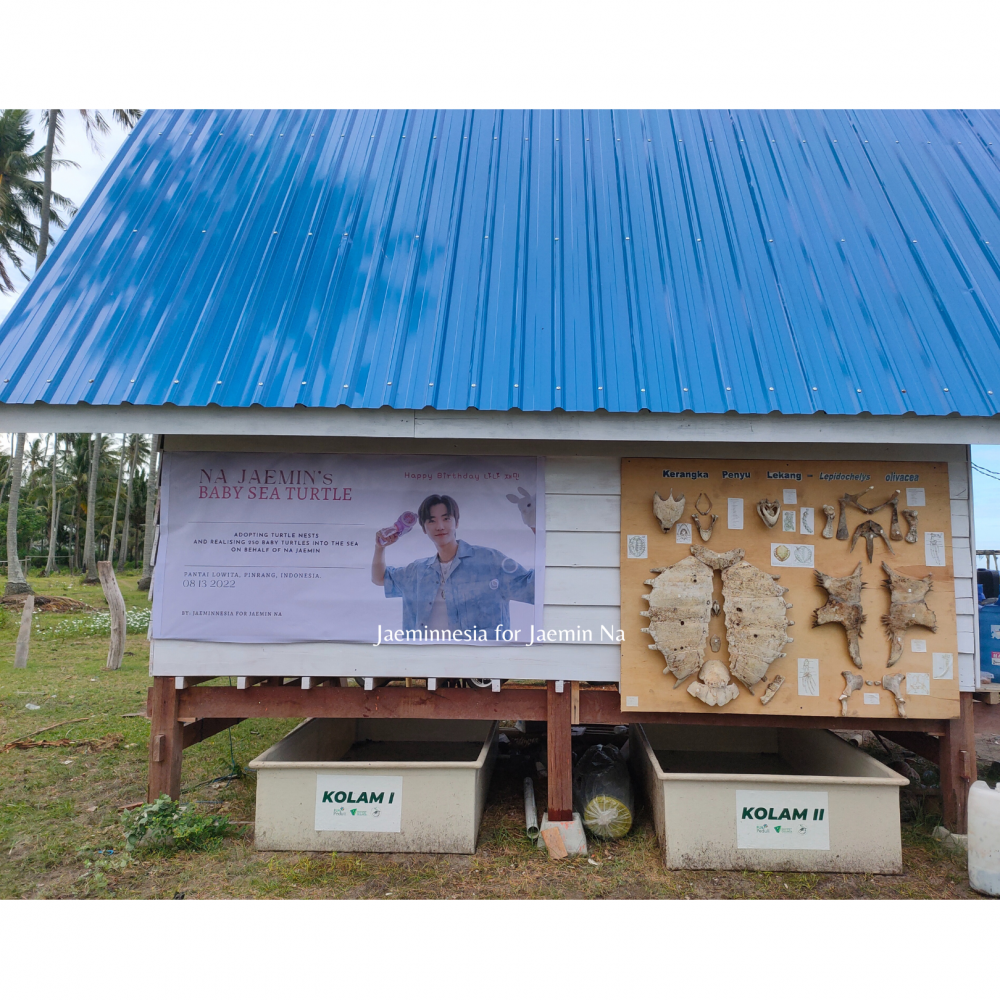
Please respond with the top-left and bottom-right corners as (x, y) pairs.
(572, 743), (634, 839)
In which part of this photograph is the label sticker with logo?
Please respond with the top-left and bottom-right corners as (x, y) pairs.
(736, 790), (830, 850)
(315, 775), (403, 832)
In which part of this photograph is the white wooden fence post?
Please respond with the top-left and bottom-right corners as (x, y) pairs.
(97, 561), (127, 671)
(13, 595), (34, 669)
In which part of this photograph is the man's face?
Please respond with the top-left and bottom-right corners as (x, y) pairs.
(423, 504), (457, 546)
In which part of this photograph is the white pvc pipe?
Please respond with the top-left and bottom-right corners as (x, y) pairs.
(524, 777), (539, 840)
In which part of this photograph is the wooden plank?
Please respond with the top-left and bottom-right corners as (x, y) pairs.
(545, 531), (620, 567)
(547, 681), (574, 821)
(546, 494), (620, 532)
(540, 827), (569, 859)
(948, 461), (970, 500)
(620, 457), (961, 720)
(873, 730), (941, 764)
(545, 456), (621, 495)
(179, 683), (551, 720)
(939, 692), (975, 834)
(576, 690), (949, 732)
(951, 514), (970, 538)
(147, 676), (183, 801)
(544, 566), (619, 606)
(151, 637), (621, 682)
(181, 717), (244, 750)
(543, 606), (621, 640)
(953, 546), (973, 578)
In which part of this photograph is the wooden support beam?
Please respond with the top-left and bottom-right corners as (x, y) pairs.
(575, 691), (950, 733)
(181, 717), (244, 750)
(179, 682), (550, 720)
(940, 692), (976, 834)
(147, 676), (183, 802)
(546, 680), (573, 822)
(872, 730), (941, 765)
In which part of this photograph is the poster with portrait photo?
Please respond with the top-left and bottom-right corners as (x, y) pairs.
(151, 453), (544, 644)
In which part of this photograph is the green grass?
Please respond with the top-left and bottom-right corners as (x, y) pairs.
(0, 568), (985, 899)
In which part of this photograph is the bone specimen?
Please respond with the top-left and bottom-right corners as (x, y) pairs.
(837, 488), (901, 544)
(653, 491), (685, 532)
(720, 560), (794, 693)
(881, 561), (937, 668)
(821, 505), (837, 539)
(837, 487), (875, 540)
(691, 493), (717, 541)
(687, 660), (740, 707)
(887, 496), (902, 541)
(711, 600), (721, 617)
(710, 635), (721, 652)
(902, 509), (918, 544)
(691, 544), (745, 571)
(756, 499), (780, 528)
(881, 673), (907, 718)
(813, 563), (866, 669)
(641, 556), (714, 685)
(850, 519), (895, 562)
(839, 671), (864, 716)
(760, 674), (785, 705)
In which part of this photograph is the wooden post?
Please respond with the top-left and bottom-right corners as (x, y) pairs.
(147, 676), (183, 801)
(546, 681), (573, 821)
(13, 595), (34, 669)
(97, 561), (127, 671)
(940, 693), (976, 834)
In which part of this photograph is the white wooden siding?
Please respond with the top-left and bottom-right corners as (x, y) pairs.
(546, 531), (620, 567)
(949, 458), (979, 690)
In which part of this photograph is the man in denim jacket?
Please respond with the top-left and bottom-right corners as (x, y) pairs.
(371, 493), (534, 635)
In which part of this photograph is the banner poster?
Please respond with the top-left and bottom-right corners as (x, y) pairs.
(152, 453), (545, 645)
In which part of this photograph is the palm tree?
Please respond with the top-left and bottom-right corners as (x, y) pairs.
(35, 110), (141, 267)
(0, 109), (73, 292)
(42, 433), (61, 576)
(137, 446), (159, 591)
(5, 433), (33, 595)
(82, 433), (102, 582)
(118, 434), (147, 571)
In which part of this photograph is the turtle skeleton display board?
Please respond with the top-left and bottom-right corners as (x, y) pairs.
(620, 459), (960, 718)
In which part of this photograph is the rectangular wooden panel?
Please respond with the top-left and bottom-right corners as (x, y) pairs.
(545, 531), (620, 567)
(544, 567), (620, 605)
(620, 458), (960, 719)
(544, 456), (621, 495)
(545, 494), (620, 531)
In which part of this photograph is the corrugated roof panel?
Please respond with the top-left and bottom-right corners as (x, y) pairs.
(3, 108), (1000, 416)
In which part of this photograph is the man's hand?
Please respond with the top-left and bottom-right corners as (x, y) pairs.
(375, 528), (400, 547)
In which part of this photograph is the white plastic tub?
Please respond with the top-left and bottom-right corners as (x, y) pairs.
(631, 723), (907, 873)
(249, 718), (498, 853)
(968, 780), (1000, 896)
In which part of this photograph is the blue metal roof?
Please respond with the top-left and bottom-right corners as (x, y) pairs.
(3, 109), (1000, 417)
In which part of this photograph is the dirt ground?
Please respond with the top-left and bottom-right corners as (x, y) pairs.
(0, 571), (993, 900)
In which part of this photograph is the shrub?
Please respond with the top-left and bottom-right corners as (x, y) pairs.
(121, 795), (232, 852)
